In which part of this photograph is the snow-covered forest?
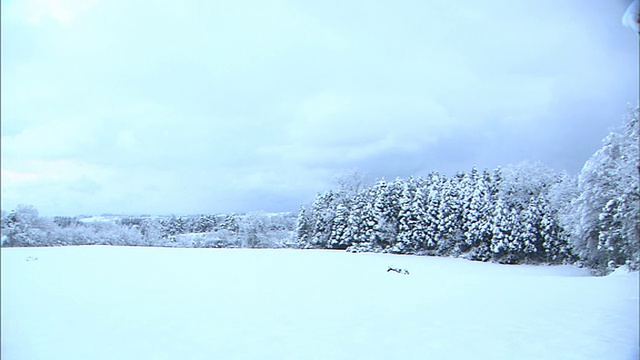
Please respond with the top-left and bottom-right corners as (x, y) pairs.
(2, 109), (638, 273)
(297, 110), (639, 272)
(0, 210), (298, 250)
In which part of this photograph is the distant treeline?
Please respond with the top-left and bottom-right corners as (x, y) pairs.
(1, 210), (297, 249)
(2, 109), (638, 274)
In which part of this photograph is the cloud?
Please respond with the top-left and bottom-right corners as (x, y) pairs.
(68, 176), (102, 194)
(1, 0), (637, 216)
(272, 90), (450, 164)
(2, 118), (103, 160)
(14, 0), (98, 25)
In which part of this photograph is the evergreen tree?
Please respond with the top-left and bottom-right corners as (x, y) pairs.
(517, 197), (544, 263)
(423, 172), (444, 252)
(491, 167), (503, 198)
(193, 214), (218, 233)
(536, 195), (572, 264)
(460, 168), (492, 261)
(345, 191), (377, 252)
(309, 191), (338, 248)
(221, 214), (239, 233)
(436, 175), (464, 256)
(490, 198), (517, 263)
(328, 203), (350, 249)
(370, 179), (402, 250)
(396, 179), (419, 253)
(296, 206), (311, 246)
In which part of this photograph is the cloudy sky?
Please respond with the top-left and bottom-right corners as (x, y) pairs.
(1, 0), (638, 216)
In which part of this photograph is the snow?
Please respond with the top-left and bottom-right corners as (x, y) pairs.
(623, 0), (639, 34)
(77, 215), (121, 223)
(2, 246), (638, 360)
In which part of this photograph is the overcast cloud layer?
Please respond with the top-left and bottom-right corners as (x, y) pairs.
(1, 0), (638, 216)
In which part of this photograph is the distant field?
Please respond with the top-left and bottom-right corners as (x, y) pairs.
(2, 246), (638, 360)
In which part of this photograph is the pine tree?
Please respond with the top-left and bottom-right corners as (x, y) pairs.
(221, 214), (239, 233)
(370, 179), (402, 251)
(309, 191), (338, 248)
(396, 179), (419, 253)
(423, 172), (444, 252)
(328, 203), (350, 249)
(536, 195), (572, 264)
(193, 214), (217, 233)
(461, 168), (492, 261)
(517, 197), (544, 263)
(436, 175), (464, 256)
(296, 206), (311, 246)
(490, 198), (517, 263)
(345, 191), (377, 252)
(491, 167), (503, 198)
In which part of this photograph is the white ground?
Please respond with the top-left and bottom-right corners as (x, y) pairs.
(2, 246), (638, 360)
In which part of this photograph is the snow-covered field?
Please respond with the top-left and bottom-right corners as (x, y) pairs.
(2, 246), (638, 360)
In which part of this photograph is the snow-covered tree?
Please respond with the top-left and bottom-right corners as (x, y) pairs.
(537, 195), (572, 264)
(570, 109), (639, 270)
(395, 176), (441, 254)
(395, 178), (420, 253)
(345, 190), (378, 252)
(1, 205), (54, 247)
(308, 191), (338, 248)
(239, 212), (268, 248)
(489, 198), (517, 263)
(436, 174), (464, 256)
(139, 219), (163, 246)
(333, 168), (367, 200)
(220, 214), (240, 233)
(296, 206), (311, 246)
(519, 196), (545, 262)
(328, 203), (350, 249)
(193, 214), (219, 233)
(460, 168), (492, 261)
(422, 176), (443, 252)
(370, 179), (403, 250)
(500, 161), (560, 212)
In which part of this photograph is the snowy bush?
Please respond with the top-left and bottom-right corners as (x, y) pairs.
(1, 205), (55, 247)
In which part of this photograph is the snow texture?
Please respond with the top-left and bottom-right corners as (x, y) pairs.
(1, 246), (638, 360)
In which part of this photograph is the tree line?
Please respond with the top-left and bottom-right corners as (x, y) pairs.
(1, 210), (297, 249)
(296, 109), (639, 273)
(1, 109), (638, 273)
(296, 165), (573, 265)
